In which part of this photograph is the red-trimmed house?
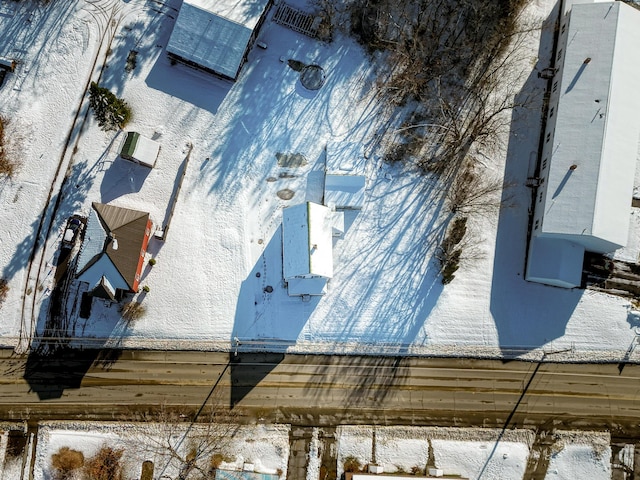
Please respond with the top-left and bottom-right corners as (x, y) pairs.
(76, 202), (152, 300)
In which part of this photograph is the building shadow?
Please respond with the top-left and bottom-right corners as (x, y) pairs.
(489, 3), (582, 358)
(99, 156), (152, 203)
(145, 48), (231, 115)
(23, 346), (122, 400)
(229, 226), (315, 406)
(229, 351), (285, 408)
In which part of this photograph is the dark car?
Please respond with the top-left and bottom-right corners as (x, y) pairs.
(62, 217), (83, 249)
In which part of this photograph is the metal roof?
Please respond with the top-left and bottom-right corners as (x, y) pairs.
(166, 0), (270, 79)
(541, 1), (640, 249)
(77, 203), (150, 291)
(282, 202), (333, 280)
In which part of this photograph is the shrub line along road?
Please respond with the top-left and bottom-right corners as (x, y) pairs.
(1, 349), (640, 436)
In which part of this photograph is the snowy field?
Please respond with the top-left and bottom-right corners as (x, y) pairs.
(26, 422), (289, 480)
(0, 423), (615, 480)
(0, 0), (639, 361)
(334, 426), (612, 480)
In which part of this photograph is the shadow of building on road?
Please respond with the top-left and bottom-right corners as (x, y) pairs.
(229, 351), (285, 408)
(489, 1), (582, 358)
(23, 346), (122, 400)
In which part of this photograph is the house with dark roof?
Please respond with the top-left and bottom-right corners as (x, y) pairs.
(76, 203), (152, 299)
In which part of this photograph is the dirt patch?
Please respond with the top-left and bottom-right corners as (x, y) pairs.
(277, 189), (295, 200)
(276, 152), (307, 167)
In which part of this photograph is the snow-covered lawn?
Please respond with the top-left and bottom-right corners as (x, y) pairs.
(0, 0), (638, 361)
(31, 422), (290, 480)
(334, 426), (611, 480)
(0, 423), (613, 480)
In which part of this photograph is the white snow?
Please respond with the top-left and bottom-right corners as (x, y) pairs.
(334, 426), (617, 480)
(32, 422), (290, 480)
(0, 0), (639, 361)
(543, 432), (611, 480)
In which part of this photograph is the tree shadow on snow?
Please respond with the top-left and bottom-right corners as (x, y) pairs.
(489, 3), (582, 358)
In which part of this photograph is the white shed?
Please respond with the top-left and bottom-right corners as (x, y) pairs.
(324, 142), (367, 210)
(166, 0), (272, 80)
(526, 1), (640, 287)
(282, 202), (333, 296)
(120, 132), (161, 168)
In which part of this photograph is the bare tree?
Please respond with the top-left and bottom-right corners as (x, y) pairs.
(132, 395), (241, 480)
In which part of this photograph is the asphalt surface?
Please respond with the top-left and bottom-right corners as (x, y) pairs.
(2, 349), (640, 436)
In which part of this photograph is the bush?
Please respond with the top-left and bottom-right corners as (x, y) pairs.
(210, 453), (235, 470)
(343, 456), (362, 473)
(0, 116), (16, 177)
(148, 258), (156, 266)
(84, 445), (124, 480)
(51, 447), (84, 480)
(439, 217), (467, 285)
(120, 301), (146, 321)
(88, 82), (132, 131)
(0, 278), (8, 306)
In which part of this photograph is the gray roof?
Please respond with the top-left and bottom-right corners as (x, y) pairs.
(541, 1), (640, 248)
(166, 0), (271, 79)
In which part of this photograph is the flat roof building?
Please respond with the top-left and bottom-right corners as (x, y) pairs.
(526, 0), (640, 288)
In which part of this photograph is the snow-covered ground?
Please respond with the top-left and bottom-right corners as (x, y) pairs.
(29, 422), (289, 480)
(0, 0), (639, 361)
(334, 426), (611, 480)
(0, 422), (614, 480)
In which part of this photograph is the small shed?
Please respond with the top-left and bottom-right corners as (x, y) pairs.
(324, 142), (367, 210)
(120, 132), (160, 168)
(282, 202), (333, 296)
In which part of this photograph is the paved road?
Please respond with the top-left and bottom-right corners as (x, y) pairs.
(1, 349), (640, 435)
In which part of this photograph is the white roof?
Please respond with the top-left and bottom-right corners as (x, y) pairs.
(286, 277), (328, 296)
(324, 142), (367, 209)
(526, 237), (585, 288)
(541, 1), (640, 248)
(282, 202), (333, 280)
(130, 134), (160, 168)
(166, 0), (270, 79)
(324, 174), (366, 209)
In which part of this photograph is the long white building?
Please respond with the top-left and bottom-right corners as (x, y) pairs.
(526, 0), (640, 288)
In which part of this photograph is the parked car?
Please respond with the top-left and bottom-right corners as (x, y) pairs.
(62, 217), (83, 249)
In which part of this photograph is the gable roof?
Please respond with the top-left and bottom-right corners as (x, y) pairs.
(540, 1), (640, 249)
(282, 202), (333, 279)
(166, 0), (271, 79)
(77, 203), (150, 291)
